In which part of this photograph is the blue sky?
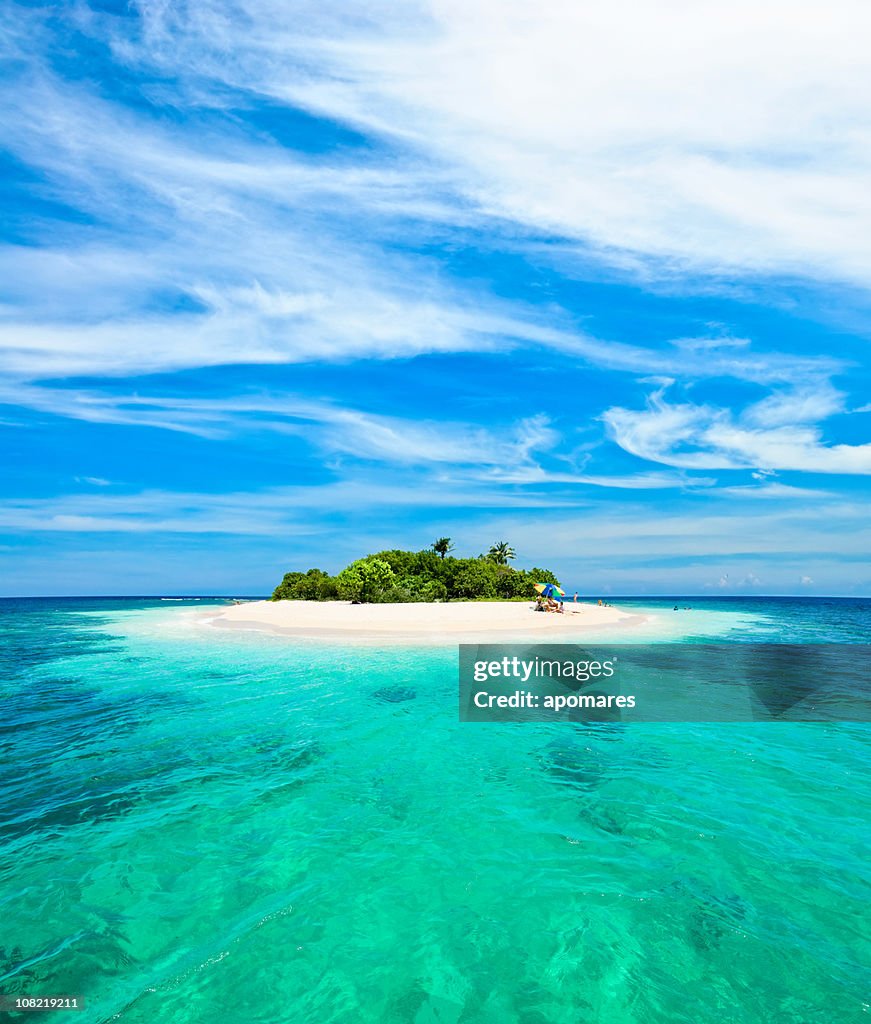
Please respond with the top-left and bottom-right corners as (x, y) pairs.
(2, 0), (871, 595)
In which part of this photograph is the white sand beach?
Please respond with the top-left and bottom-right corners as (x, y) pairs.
(202, 599), (653, 644)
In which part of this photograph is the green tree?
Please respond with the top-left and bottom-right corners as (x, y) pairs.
(529, 567), (561, 587)
(271, 571), (306, 601)
(370, 549), (417, 577)
(271, 569), (337, 601)
(452, 560), (499, 599)
(419, 579), (448, 601)
(308, 570), (339, 600)
(487, 541), (516, 565)
(432, 537), (455, 559)
(494, 567), (537, 599)
(335, 558), (396, 602)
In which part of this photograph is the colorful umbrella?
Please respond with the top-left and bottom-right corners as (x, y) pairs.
(534, 582), (565, 599)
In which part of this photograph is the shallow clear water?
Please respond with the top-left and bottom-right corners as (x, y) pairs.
(1, 597), (869, 1023)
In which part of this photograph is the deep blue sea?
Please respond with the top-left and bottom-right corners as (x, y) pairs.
(1, 596), (869, 1023)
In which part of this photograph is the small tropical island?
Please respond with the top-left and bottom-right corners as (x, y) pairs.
(199, 539), (649, 642)
(270, 539), (561, 603)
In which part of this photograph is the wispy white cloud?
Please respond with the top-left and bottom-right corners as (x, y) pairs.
(1, 382), (560, 469)
(0, 479), (585, 535)
(0, 380), (717, 492)
(0, 40), (518, 376)
(3, 480), (869, 556)
(470, 466), (714, 490)
(107, 0), (871, 286)
(462, 499), (871, 564)
(603, 382), (871, 474)
(74, 476), (112, 487)
(0, 381), (764, 491)
(741, 384), (846, 429)
(719, 482), (833, 500)
(0, 3), (854, 394)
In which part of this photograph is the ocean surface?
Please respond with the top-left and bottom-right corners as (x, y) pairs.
(1, 596), (869, 1023)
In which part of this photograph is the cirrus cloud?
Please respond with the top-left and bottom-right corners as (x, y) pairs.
(112, 0), (871, 285)
(603, 383), (871, 474)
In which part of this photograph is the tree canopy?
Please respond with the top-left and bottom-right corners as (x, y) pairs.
(271, 544), (559, 603)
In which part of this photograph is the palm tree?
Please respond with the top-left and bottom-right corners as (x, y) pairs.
(432, 537), (455, 559)
(488, 541), (516, 565)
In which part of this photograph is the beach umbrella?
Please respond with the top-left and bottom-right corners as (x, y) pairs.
(534, 582), (565, 599)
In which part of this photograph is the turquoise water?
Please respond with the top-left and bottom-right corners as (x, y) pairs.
(1, 597), (869, 1023)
